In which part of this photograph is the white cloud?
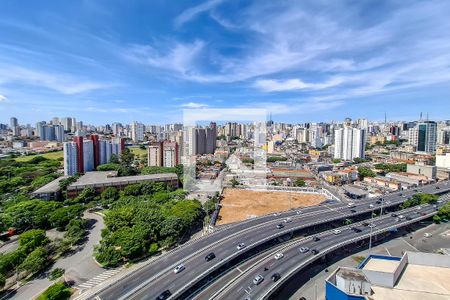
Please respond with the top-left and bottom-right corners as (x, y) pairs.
(124, 40), (205, 75)
(174, 0), (224, 28)
(0, 65), (113, 94)
(181, 102), (209, 109)
(0, 94), (7, 102)
(254, 77), (344, 92)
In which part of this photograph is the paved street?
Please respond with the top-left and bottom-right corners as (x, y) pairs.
(6, 212), (106, 300)
(288, 222), (450, 300)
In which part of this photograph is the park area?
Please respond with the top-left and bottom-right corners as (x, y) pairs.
(216, 188), (327, 225)
(14, 151), (64, 162)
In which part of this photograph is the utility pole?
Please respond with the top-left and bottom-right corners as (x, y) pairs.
(368, 209), (374, 254)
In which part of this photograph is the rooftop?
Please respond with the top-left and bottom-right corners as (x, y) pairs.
(32, 176), (68, 194)
(68, 171), (178, 189)
(362, 257), (400, 273)
(372, 264), (450, 300)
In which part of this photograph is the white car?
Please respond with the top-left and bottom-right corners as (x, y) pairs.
(299, 247), (310, 253)
(284, 217), (292, 223)
(296, 210), (302, 215)
(333, 229), (342, 235)
(274, 253), (284, 260)
(369, 204), (375, 208)
(424, 233), (432, 238)
(368, 223), (376, 228)
(253, 274), (264, 285)
(347, 203), (355, 208)
(416, 206), (422, 210)
(398, 215), (405, 219)
(174, 264), (185, 274)
(237, 243), (246, 250)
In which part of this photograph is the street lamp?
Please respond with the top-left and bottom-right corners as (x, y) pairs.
(368, 208), (375, 254)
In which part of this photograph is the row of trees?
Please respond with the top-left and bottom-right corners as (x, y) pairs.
(94, 182), (203, 267)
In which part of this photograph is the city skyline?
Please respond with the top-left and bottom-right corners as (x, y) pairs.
(1, 1), (450, 124)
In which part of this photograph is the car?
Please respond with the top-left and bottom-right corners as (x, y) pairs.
(391, 213), (398, 217)
(376, 200), (381, 204)
(296, 210), (302, 214)
(284, 217), (292, 223)
(274, 253), (284, 260)
(271, 273), (281, 282)
(369, 204), (375, 208)
(174, 264), (185, 274)
(311, 249), (319, 255)
(237, 243), (246, 250)
(362, 222), (369, 226)
(276, 223), (285, 229)
(333, 229), (342, 235)
(313, 236), (320, 241)
(398, 215), (405, 219)
(424, 233), (432, 238)
(351, 227), (362, 233)
(416, 206), (422, 210)
(350, 209), (357, 213)
(406, 216), (412, 220)
(299, 247), (310, 253)
(273, 212), (280, 216)
(253, 274), (264, 285)
(205, 252), (216, 261)
(347, 203), (355, 208)
(156, 290), (172, 300)
(436, 186), (440, 190)
(368, 223), (376, 228)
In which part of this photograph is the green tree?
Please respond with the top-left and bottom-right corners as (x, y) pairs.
(358, 167), (376, 179)
(19, 247), (48, 274)
(19, 229), (49, 254)
(203, 200), (216, 215)
(294, 179), (306, 187)
(0, 273), (5, 290)
(65, 219), (88, 245)
(48, 268), (65, 281)
(109, 154), (120, 164)
(36, 282), (71, 300)
(49, 205), (84, 231)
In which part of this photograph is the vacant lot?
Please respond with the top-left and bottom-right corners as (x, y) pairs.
(217, 188), (326, 225)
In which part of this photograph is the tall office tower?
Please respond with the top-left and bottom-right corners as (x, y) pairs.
(10, 117), (19, 136)
(83, 140), (94, 172)
(61, 117), (73, 132)
(309, 126), (323, 148)
(112, 122), (122, 136)
(73, 136), (84, 174)
(54, 125), (65, 142)
(71, 118), (77, 133)
(408, 121), (437, 153)
(76, 121), (83, 131)
(90, 134), (100, 168)
(148, 142), (163, 167)
(35, 121), (44, 138)
(186, 127), (198, 156)
(334, 119), (366, 160)
(296, 127), (308, 143)
(196, 128), (206, 155)
(206, 126), (217, 154)
(51, 117), (59, 125)
(131, 121), (145, 142)
(163, 141), (179, 167)
(63, 142), (78, 176)
(437, 128), (450, 145)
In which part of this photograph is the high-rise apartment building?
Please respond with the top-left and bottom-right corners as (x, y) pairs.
(131, 121), (145, 142)
(63, 142), (78, 176)
(408, 121), (437, 153)
(163, 141), (179, 167)
(148, 143), (163, 167)
(83, 140), (94, 172)
(73, 136), (84, 174)
(334, 119), (366, 160)
(90, 134), (100, 168)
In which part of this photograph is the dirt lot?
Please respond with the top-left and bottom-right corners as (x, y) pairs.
(217, 188), (327, 225)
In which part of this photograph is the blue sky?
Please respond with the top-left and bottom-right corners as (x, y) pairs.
(1, 0), (450, 125)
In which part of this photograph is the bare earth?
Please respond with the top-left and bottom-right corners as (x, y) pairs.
(217, 188), (326, 225)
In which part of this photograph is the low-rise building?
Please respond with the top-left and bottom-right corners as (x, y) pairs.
(66, 171), (178, 198)
(31, 176), (68, 200)
(326, 251), (450, 300)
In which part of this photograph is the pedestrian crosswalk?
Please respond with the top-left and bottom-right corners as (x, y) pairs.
(77, 268), (122, 290)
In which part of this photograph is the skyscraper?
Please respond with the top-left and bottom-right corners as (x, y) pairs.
(408, 121), (437, 153)
(131, 121), (145, 142)
(90, 134), (100, 168)
(83, 140), (94, 172)
(73, 136), (84, 174)
(163, 141), (179, 167)
(334, 119), (366, 160)
(63, 142), (78, 176)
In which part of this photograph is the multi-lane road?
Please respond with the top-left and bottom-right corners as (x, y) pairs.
(90, 181), (450, 300)
(209, 203), (442, 300)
